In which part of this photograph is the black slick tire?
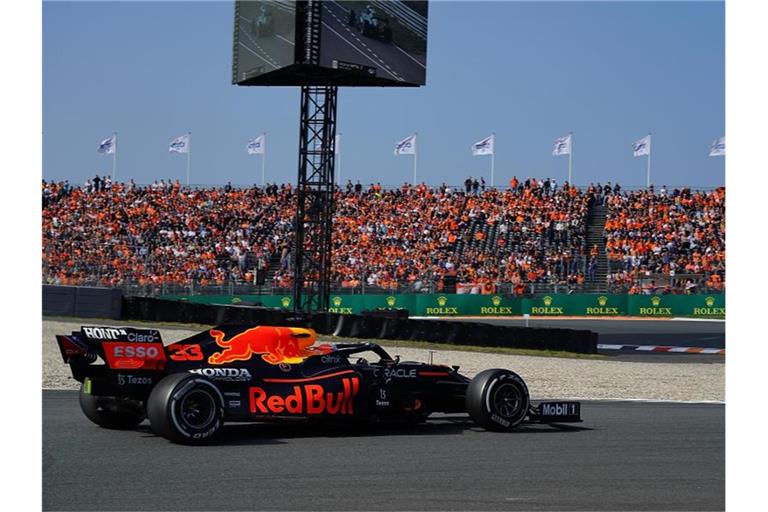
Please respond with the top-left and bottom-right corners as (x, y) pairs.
(78, 383), (145, 430)
(466, 369), (530, 431)
(146, 373), (224, 444)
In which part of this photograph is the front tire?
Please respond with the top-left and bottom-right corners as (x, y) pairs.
(78, 383), (145, 430)
(147, 373), (224, 444)
(466, 369), (530, 431)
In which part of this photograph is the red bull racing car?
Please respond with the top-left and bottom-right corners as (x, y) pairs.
(56, 324), (582, 444)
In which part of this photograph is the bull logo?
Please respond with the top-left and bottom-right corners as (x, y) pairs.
(386, 296), (396, 307)
(598, 296), (608, 306)
(651, 296), (662, 306)
(543, 296), (553, 306)
(332, 296), (343, 307)
(705, 296), (715, 307)
(437, 296), (448, 307)
(281, 297), (291, 308)
(208, 327), (329, 365)
(492, 296), (502, 306)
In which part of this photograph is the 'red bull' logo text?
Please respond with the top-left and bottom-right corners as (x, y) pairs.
(249, 377), (360, 415)
(208, 326), (331, 365)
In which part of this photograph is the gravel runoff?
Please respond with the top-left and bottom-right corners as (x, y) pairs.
(43, 319), (724, 402)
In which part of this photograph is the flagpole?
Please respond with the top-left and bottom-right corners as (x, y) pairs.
(186, 132), (191, 187)
(112, 132), (117, 182)
(413, 132), (418, 185)
(261, 132), (266, 187)
(336, 133), (341, 187)
(491, 132), (495, 187)
(646, 132), (651, 188)
(568, 132), (573, 185)
(646, 155), (651, 187)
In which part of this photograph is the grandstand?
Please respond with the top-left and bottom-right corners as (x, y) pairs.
(41, 177), (725, 297)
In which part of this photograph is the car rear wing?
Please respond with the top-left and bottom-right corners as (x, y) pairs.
(56, 326), (164, 366)
(78, 325), (163, 344)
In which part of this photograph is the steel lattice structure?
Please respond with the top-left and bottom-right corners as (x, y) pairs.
(292, 84), (337, 313)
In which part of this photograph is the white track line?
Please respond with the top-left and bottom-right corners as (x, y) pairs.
(393, 43), (426, 69)
(412, 316), (725, 323)
(275, 34), (295, 46)
(238, 21), (281, 68)
(322, 4), (403, 81)
(320, 21), (401, 80)
(546, 397), (725, 405)
(671, 317), (725, 322)
(330, 1), (349, 14)
(237, 41), (280, 70)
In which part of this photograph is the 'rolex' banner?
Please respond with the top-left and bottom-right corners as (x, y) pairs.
(161, 294), (724, 318)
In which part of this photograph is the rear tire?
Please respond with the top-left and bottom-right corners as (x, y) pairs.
(466, 369), (529, 431)
(146, 373), (224, 444)
(78, 383), (145, 430)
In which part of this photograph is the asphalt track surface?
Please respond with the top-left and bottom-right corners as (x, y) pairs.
(320, 1), (427, 84)
(475, 318), (725, 348)
(236, 2), (296, 76)
(43, 390), (723, 511)
(435, 318), (726, 363)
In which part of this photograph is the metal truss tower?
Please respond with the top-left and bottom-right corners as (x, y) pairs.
(292, 84), (338, 313)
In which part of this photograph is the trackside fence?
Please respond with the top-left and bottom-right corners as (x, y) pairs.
(159, 293), (725, 318)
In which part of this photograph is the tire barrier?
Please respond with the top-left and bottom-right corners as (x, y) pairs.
(118, 297), (597, 354)
(310, 312), (340, 335)
(43, 285), (122, 319)
(361, 308), (410, 320)
(332, 314), (350, 337)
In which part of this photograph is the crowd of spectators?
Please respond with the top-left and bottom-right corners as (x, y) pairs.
(323, 179), (590, 293)
(43, 177), (291, 288)
(604, 186), (725, 293)
(42, 177), (725, 294)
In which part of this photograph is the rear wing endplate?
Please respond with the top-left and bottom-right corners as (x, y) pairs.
(79, 325), (163, 344)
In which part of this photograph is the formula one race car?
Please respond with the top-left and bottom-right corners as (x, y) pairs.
(249, 4), (274, 38)
(348, 6), (393, 43)
(56, 325), (582, 444)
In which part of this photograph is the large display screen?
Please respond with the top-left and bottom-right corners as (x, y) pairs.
(318, 1), (427, 85)
(232, 0), (297, 84)
(233, 1), (428, 87)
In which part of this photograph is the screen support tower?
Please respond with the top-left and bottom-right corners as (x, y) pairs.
(292, 84), (338, 314)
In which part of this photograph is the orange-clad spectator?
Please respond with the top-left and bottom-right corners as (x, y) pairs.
(42, 177), (723, 295)
(604, 187), (724, 293)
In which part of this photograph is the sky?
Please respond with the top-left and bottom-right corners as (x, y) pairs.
(42, 0), (725, 188)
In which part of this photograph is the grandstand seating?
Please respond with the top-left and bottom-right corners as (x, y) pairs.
(41, 179), (725, 294)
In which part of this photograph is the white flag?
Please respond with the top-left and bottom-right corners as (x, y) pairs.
(632, 134), (651, 157)
(552, 134), (571, 156)
(471, 134), (494, 156)
(394, 134), (416, 155)
(247, 134), (265, 155)
(335, 134), (341, 155)
(709, 136), (725, 157)
(97, 135), (116, 155)
(169, 134), (190, 154)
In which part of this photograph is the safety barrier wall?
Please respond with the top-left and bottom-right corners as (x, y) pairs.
(43, 285), (123, 319)
(121, 296), (598, 354)
(161, 293), (725, 318)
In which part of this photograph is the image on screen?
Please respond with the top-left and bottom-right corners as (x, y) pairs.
(233, 0), (297, 84)
(319, 1), (428, 85)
